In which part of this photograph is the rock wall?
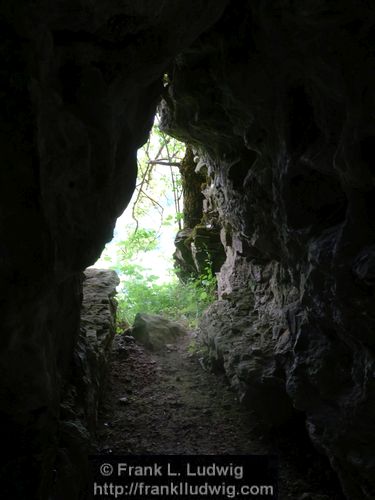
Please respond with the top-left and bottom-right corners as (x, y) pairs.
(160, 2), (375, 499)
(1, 1), (375, 499)
(174, 146), (226, 281)
(0, 2), (228, 499)
(53, 268), (119, 500)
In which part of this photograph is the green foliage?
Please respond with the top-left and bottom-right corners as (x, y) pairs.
(117, 228), (158, 260)
(101, 118), (217, 329)
(132, 121), (185, 231)
(116, 265), (217, 328)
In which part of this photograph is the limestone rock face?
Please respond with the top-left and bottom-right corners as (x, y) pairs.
(160, 2), (375, 498)
(0, 1), (228, 498)
(174, 224), (226, 281)
(75, 268), (120, 431)
(52, 268), (119, 499)
(173, 145), (226, 281)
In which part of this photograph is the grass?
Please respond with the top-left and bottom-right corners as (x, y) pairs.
(116, 267), (217, 329)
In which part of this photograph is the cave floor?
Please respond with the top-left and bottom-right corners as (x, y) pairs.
(94, 330), (344, 500)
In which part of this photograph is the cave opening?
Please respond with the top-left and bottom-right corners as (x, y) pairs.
(87, 97), (345, 500)
(93, 112), (221, 331)
(1, 2), (374, 500)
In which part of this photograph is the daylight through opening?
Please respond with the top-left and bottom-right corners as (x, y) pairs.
(94, 114), (218, 330)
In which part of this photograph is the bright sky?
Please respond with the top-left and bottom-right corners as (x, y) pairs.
(93, 125), (184, 284)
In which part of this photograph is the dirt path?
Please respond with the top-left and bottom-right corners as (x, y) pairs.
(95, 330), (344, 500)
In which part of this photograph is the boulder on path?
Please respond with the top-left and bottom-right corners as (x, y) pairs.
(132, 313), (186, 351)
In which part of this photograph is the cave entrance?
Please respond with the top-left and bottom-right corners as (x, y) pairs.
(93, 118), (345, 500)
(94, 114), (217, 331)
(92, 114), (271, 456)
(93, 114), (255, 454)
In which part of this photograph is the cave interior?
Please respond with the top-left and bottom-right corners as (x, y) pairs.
(1, 1), (375, 499)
